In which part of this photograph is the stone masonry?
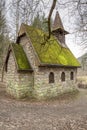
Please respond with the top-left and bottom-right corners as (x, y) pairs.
(4, 52), (33, 99)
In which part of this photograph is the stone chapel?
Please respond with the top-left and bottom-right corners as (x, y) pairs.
(3, 11), (80, 99)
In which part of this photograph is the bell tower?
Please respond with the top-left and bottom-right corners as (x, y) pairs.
(52, 11), (69, 47)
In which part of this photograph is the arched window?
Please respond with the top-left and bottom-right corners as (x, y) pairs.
(49, 72), (54, 83)
(70, 72), (74, 80)
(61, 72), (65, 82)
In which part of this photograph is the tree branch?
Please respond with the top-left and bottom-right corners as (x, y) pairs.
(48, 0), (57, 39)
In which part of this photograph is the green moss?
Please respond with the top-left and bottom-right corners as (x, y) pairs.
(12, 43), (32, 70)
(23, 24), (80, 67)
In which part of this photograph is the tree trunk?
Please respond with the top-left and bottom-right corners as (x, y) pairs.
(48, 0), (57, 39)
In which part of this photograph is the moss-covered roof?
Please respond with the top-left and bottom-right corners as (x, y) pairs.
(12, 43), (32, 70)
(21, 24), (80, 67)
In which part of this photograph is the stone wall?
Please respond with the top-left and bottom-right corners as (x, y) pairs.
(34, 67), (77, 99)
(4, 52), (33, 99)
(4, 52), (19, 97)
(0, 71), (2, 81)
(19, 35), (39, 70)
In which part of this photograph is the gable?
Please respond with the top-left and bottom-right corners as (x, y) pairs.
(12, 44), (32, 71)
(18, 24), (80, 67)
(5, 43), (33, 72)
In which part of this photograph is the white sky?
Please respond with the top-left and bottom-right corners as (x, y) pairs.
(66, 35), (83, 58)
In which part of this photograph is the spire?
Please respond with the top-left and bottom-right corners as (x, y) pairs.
(52, 11), (69, 34)
(52, 11), (64, 30)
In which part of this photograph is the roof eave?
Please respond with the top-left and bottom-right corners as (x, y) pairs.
(52, 28), (69, 35)
(17, 69), (33, 73)
(39, 63), (81, 68)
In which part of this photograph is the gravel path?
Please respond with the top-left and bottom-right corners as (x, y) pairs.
(0, 83), (87, 130)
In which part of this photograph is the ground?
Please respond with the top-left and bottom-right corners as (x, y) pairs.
(0, 82), (87, 130)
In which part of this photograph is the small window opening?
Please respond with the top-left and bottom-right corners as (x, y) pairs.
(59, 30), (63, 35)
(61, 72), (65, 82)
(49, 72), (54, 83)
(70, 72), (74, 80)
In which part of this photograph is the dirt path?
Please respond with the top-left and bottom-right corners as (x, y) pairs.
(0, 84), (87, 130)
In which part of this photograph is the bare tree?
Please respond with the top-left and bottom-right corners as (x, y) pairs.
(15, 0), (21, 37)
(0, 0), (10, 67)
(57, 0), (87, 48)
(48, 0), (57, 39)
(7, 0), (58, 40)
(9, 0), (42, 39)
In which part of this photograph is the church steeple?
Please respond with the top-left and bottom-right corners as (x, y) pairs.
(52, 11), (69, 46)
(52, 11), (64, 31)
(52, 11), (69, 34)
